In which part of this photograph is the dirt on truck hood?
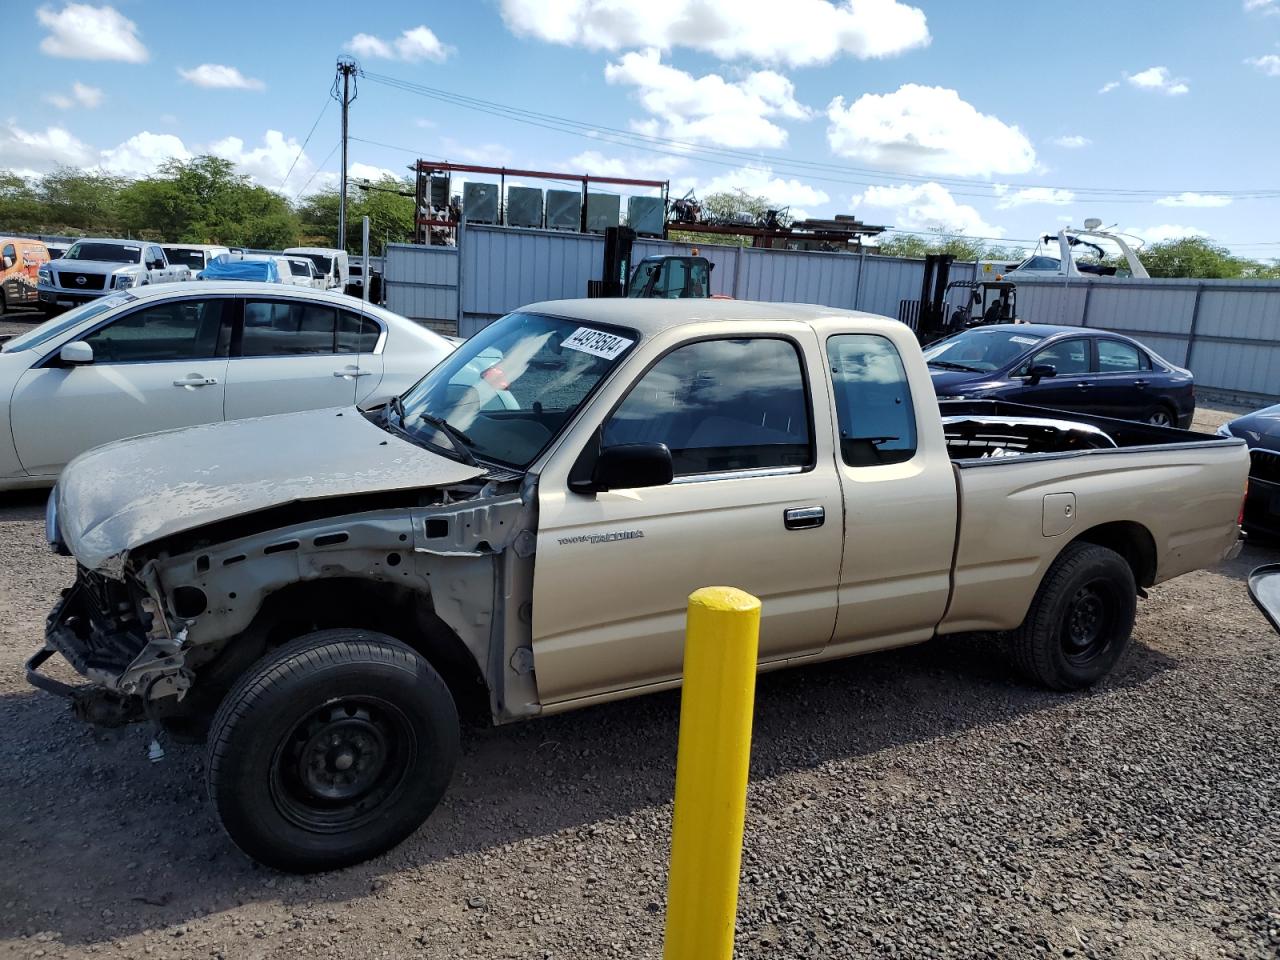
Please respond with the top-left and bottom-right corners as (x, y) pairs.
(54, 407), (486, 574)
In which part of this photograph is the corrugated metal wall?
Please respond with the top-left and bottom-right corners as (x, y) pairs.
(383, 242), (458, 324)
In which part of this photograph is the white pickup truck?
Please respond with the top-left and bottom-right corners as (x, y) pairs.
(37, 238), (190, 311)
(31, 299), (1247, 872)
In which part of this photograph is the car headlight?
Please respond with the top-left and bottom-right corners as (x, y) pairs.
(38, 267), (51, 284)
(114, 274), (134, 289)
(1216, 423), (1235, 438)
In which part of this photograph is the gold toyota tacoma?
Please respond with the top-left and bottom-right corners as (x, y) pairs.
(31, 299), (1247, 871)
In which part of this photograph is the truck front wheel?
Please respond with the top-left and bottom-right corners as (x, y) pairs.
(1010, 542), (1137, 690)
(206, 629), (459, 872)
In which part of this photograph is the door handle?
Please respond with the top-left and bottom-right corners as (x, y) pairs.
(173, 376), (217, 387)
(784, 506), (825, 530)
(1075, 381), (1093, 389)
(1134, 379), (1149, 388)
(333, 369), (372, 378)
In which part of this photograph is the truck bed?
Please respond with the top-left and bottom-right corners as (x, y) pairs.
(936, 400), (1248, 634)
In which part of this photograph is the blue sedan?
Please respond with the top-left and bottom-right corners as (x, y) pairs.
(923, 324), (1195, 428)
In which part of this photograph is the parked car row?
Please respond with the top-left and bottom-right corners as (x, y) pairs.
(37, 238), (192, 311)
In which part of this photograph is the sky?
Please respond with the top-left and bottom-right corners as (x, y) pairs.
(4, 0), (1280, 259)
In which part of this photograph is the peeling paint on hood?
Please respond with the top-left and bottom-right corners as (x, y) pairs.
(56, 407), (486, 573)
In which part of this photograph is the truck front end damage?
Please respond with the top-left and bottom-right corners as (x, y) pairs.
(31, 466), (543, 734)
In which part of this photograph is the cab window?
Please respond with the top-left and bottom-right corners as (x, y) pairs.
(1097, 339), (1142, 373)
(82, 299), (230, 363)
(603, 337), (812, 477)
(827, 334), (917, 466)
(1026, 338), (1091, 376)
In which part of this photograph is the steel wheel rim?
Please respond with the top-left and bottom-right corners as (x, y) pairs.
(269, 696), (417, 834)
(1061, 580), (1117, 666)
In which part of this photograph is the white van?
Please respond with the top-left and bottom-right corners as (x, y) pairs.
(162, 244), (232, 278)
(283, 246), (349, 291)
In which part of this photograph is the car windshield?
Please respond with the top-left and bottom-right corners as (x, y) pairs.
(301, 254), (333, 275)
(287, 259), (313, 276)
(1, 293), (135, 353)
(165, 248), (207, 270)
(388, 312), (636, 469)
(922, 327), (1046, 372)
(63, 242), (141, 264)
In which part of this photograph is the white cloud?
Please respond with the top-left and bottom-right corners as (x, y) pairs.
(99, 132), (191, 176)
(1155, 192), (1233, 208)
(349, 162), (401, 184)
(1098, 81), (1119, 94)
(1245, 0), (1277, 13)
(1124, 224), (1208, 245)
(178, 64), (265, 90)
(345, 25), (450, 62)
(36, 3), (147, 62)
(853, 181), (1003, 237)
(1051, 135), (1090, 149)
(1246, 54), (1280, 76)
(567, 150), (686, 180)
(606, 48), (810, 149)
(500, 0), (928, 67)
(995, 186), (1075, 209)
(207, 130), (306, 186)
(0, 122), (96, 175)
(1127, 66), (1190, 95)
(46, 81), (104, 109)
(678, 166), (831, 213)
(826, 84), (1036, 177)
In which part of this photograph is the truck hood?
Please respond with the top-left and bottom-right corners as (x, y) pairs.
(55, 407), (487, 573)
(53, 260), (141, 275)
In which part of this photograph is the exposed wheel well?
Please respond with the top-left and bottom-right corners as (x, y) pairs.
(213, 578), (490, 720)
(1069, 521), (1157, 588)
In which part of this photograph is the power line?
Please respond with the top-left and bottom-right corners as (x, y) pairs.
(292, 141), (340, 201)
(278, 95), (331, 191)
(361, 71), (1280, 202)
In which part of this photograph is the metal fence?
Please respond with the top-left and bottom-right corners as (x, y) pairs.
(384, 227), (1280, 401)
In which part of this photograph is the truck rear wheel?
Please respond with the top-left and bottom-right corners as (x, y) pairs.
(206, 629), (459, 873)
(1010, 542), (1137, 690)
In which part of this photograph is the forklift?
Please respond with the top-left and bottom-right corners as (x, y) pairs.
(901, 254), (1019, 345)
(945, 279), (1019, 330)
(588, 226), (716, 299)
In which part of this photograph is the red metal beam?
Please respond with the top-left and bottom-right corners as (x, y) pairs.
(414, 160), (666, 189)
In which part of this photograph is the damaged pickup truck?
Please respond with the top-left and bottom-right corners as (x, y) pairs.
(30, 299), (1248, 872)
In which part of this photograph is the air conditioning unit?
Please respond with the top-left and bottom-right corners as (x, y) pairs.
(627, 196), (665, 236)
(462, 182), (498, 224)
(506, 186), (543, 228)
(546, 189), (582, 231)
(586, 193), (621, 233)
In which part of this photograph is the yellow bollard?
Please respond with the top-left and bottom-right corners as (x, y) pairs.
(663, 586), (762, 960)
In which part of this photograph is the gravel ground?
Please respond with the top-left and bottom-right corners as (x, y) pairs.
(0, 320), (1277, 958)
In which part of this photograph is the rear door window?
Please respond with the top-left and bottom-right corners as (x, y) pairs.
(1097, 339), (1142, 373)
(337, 311), (381, 353)
(603, 337), (812, 477)
(826, 334), (917, 466)
(241, 300), (337, 356)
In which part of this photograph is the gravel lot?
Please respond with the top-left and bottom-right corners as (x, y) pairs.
(1, 309), (1278, 958)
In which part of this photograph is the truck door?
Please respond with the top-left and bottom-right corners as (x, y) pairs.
(824, 333), (957, 647)
(533, 329), (843, 706)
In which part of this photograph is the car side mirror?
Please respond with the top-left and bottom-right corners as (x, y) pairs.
(60, 341), (94, 365)
(590, 442), (673, 493)
(2, 255), (12, 269)
(1024, 363), (1057, 383)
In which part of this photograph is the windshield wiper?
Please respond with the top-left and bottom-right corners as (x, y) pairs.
(927, 360), (982, 372)
(418, 413), (479, 466)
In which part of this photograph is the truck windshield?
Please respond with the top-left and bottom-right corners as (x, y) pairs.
(63, 242), (141, 264)
(922, 328), (1046, 372)
(390, 312), (637, 469)
(165, 249), (207, 270)
(1, 293), (134, 353)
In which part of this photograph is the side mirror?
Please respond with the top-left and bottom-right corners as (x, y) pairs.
(2, 255), (12, 269)
(60, 341), (94, 365)
(1024, 363), (1057, 383)
(590, 442), (673, 492)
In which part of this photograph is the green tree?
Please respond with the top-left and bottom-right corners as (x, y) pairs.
(1136, 236), (1280, 279)
(0, 172), (43, 231)
(296, 176), (416, 254)
(34, 167), (127, 233)
(875, 231), (1023, 263)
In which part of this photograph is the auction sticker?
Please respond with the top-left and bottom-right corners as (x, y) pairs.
(561, 327), (633, 359)
(1009, 335), (1039, 345)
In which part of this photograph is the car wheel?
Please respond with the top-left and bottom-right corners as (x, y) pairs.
(206, 629), (459, 873)
(1010, 542), (1137, 691)
(1147, 405), (1176, 427)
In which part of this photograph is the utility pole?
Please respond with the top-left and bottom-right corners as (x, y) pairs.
(333, 57), (359, 252)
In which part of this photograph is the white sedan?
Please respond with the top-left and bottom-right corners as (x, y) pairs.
(0, 281), (455, 490)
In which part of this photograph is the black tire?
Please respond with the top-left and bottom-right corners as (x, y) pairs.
(1147, 404), (1176, 428)
(206, 629), (459, 873)
(1010, 542), (1137, 691)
